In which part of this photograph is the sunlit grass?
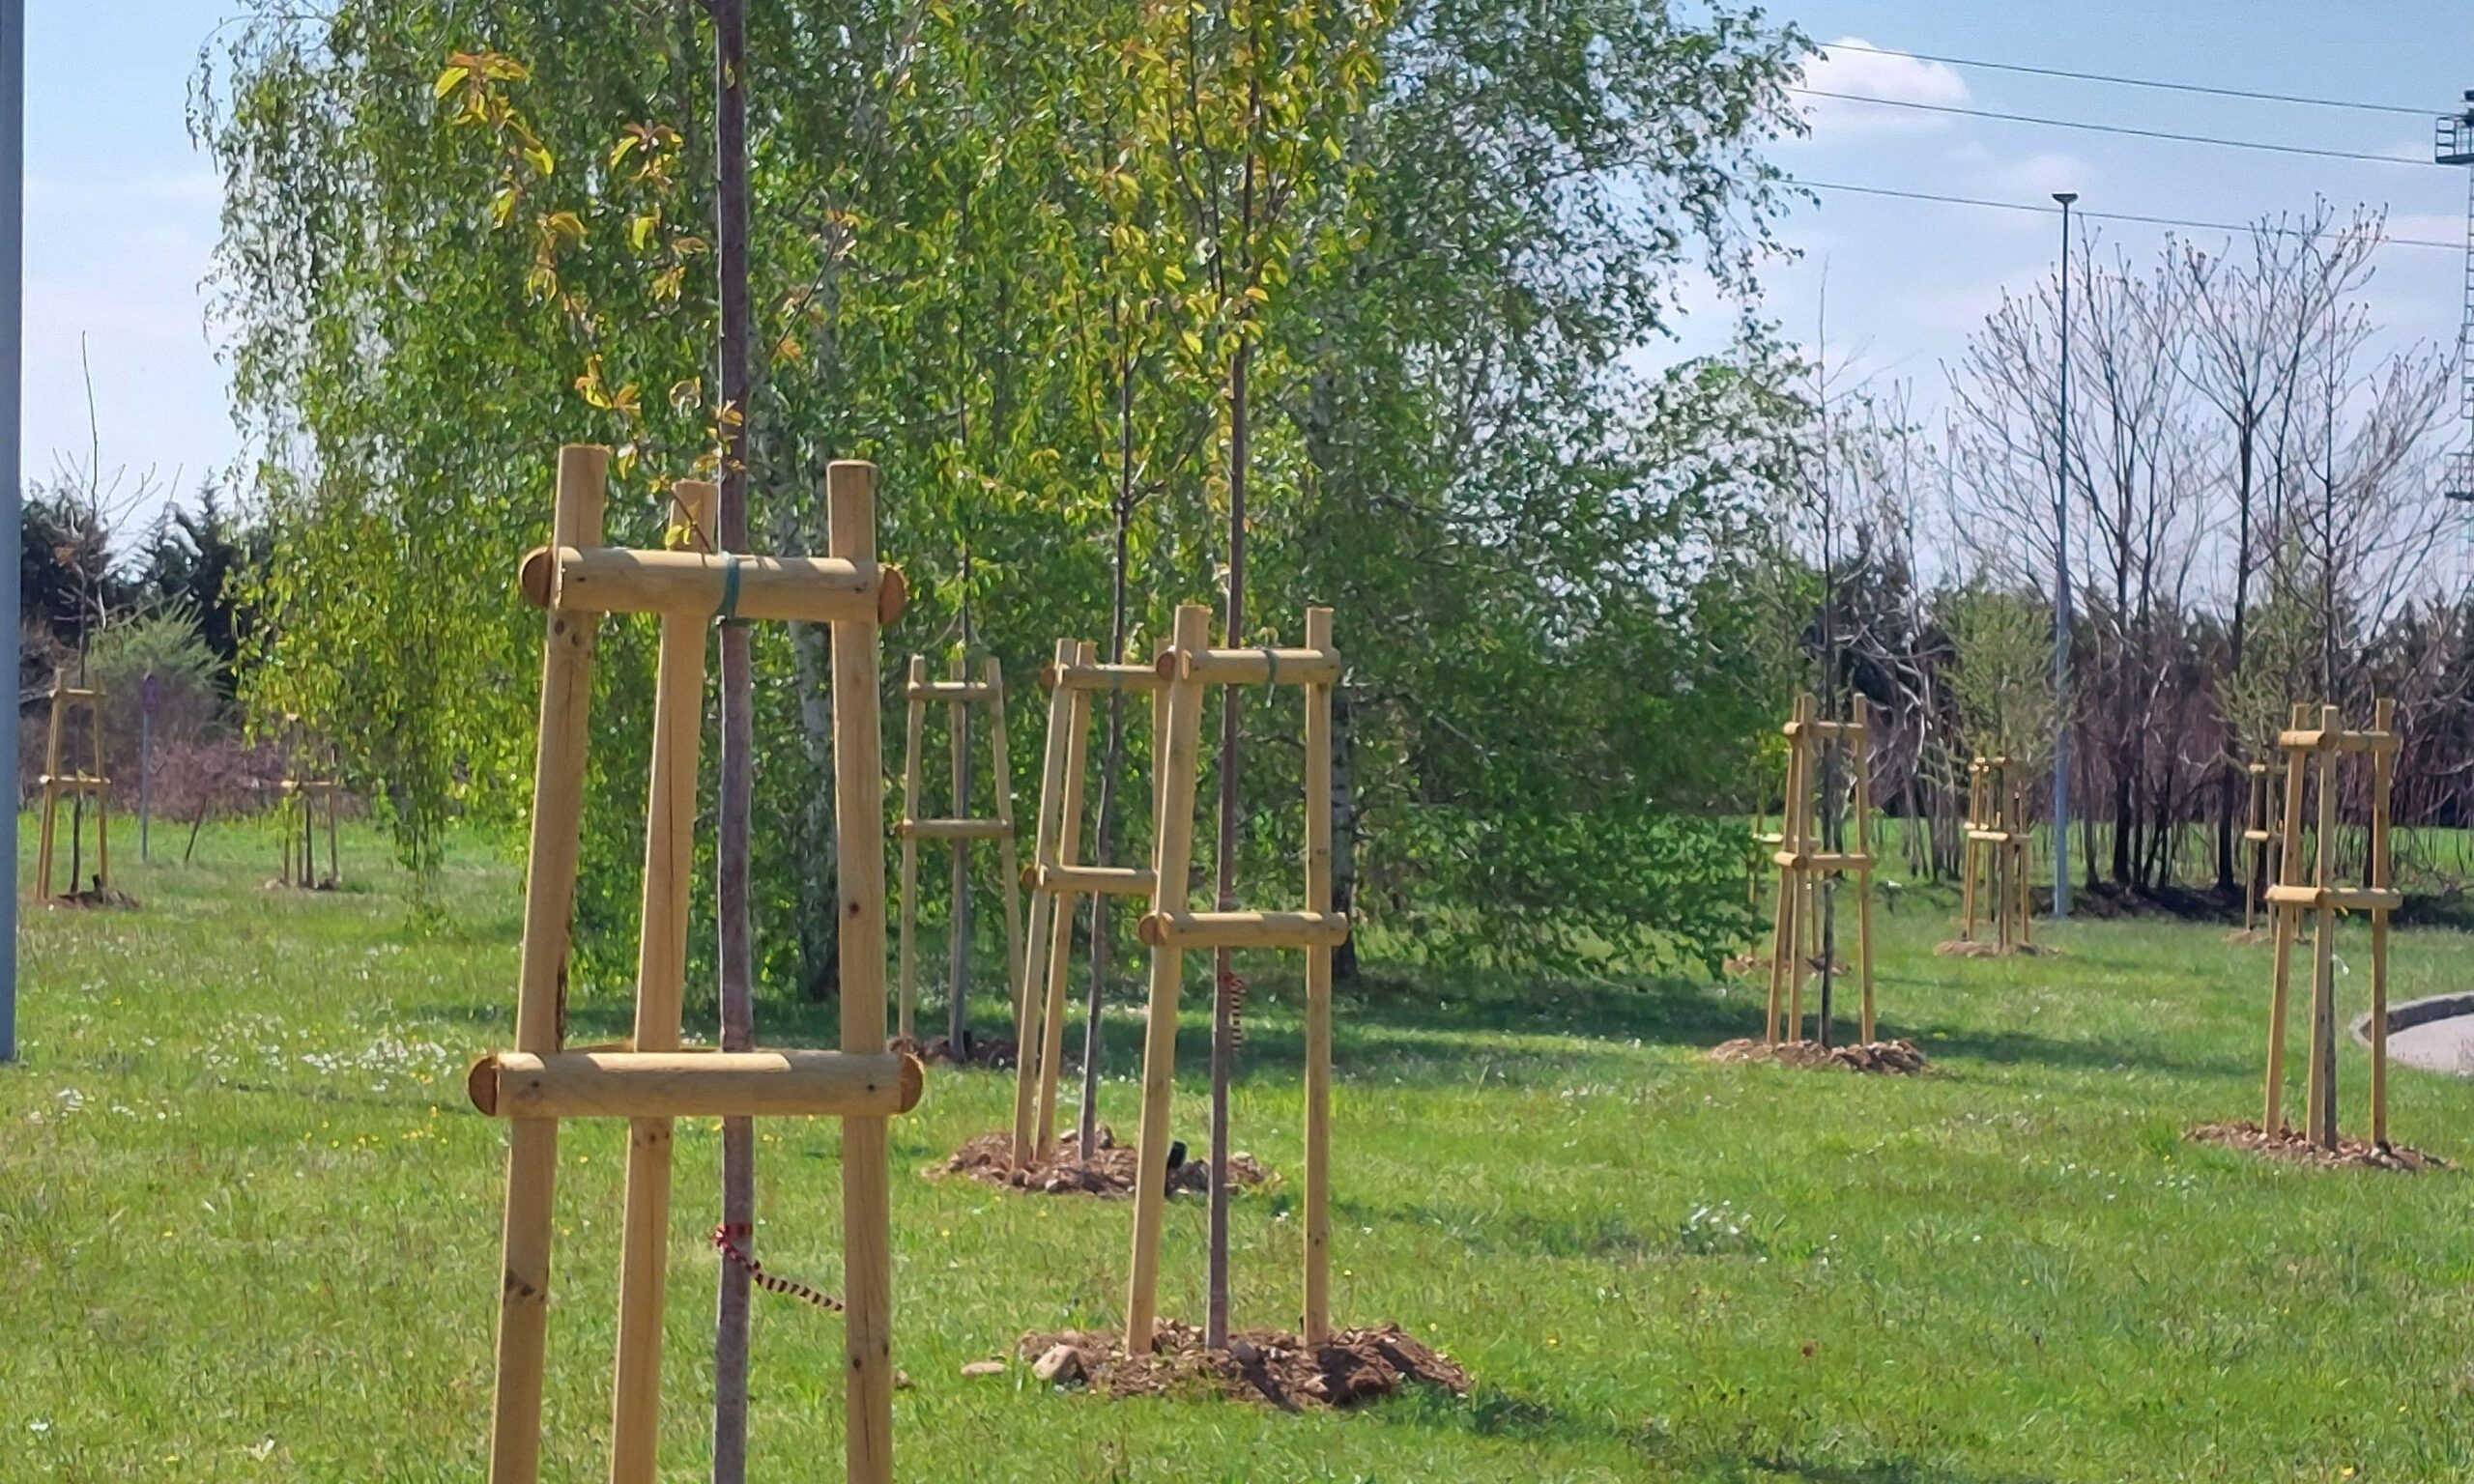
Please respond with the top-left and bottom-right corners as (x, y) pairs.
(6, 817), (2474, 1480)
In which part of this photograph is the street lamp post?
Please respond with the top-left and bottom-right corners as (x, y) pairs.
(0, 0), (23, 1063)
(2052, 191), (2077, 921)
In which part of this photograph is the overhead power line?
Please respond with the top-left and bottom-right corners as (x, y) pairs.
(1791, 87), (2441, 169)
(1818, 42), (2434, 120)
(1798, 179), (2462, 252)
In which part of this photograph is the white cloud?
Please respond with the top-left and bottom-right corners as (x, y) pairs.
(1975, 151), (2096, 204)
(24, 159), (236, 509)
(1791, 38), (1971, 144)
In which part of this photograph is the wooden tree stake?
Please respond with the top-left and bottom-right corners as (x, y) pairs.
(1760, 694), (1878, 1046)
(2258, 698), (2399, 1151)
(894, 653), (1026, 1053)
(475, 449), (915, 1484)
(1124, 604), (1348, 1351)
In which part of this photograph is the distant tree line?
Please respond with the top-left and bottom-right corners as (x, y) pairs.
(1775, 205), (2474, 900)
(198, 0), (1815, 990)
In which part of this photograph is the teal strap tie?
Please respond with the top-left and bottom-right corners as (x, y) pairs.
(716, 552), (745, 625)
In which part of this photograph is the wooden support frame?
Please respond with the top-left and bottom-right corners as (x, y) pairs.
(34, 672), (109, 902)
(1957, 756), (2032, 953)
(277, 732), (344, 890)
(894, 653), (1025, 1046)
(2239, 760), (2279, 935)
(475, 450), (916, 1484)
(1761, 694), (1878, 1047)
(2260, 699), (2398, 1153)
(1008, 639), (1165, 1171)
(1125, 605), (1346, 1351)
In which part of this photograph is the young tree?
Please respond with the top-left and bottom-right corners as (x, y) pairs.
(2172, 204), (2380, 888)
(1129, 0), (1393, 1351)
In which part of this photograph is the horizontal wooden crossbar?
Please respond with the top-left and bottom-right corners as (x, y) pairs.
(906, 678), (995, 700)
(1963, 830), (2015, 844)
(49, 687), (100, 701)
(896, 817), (1012, 842)
(1137, 909), (1352, 951)
(1159, 646), (1341, 687)
(1038, 863), (1154, 897)
(466, 1049), (923, 1120)
(2240, 829), (2273, 843)
(1042, 660), (1162, 692)
(1771, 850), (1877, 871)
(2263, 884), (2403, 912)
(2275, 727), (2400, 755)
(1783, 719), (1867, 741)
(520, 544), (906, 626)
(38, 775), (107, 790)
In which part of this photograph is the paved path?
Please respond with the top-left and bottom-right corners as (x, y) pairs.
(2383, 1002), (2474, 1076)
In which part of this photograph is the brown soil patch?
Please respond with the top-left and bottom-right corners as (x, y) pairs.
(46, 887), (138, 909)
(891, 1033), (1016, 1070)
(1935, 939), (2055, 958)
(1724, 953), (1851, 977)
(2187, 1121), (2448, 1173)
(1708, 1037), (1929, 1075)
(2222, 928), (2270, 945)
(939, 1126), (1272, 1197)
(1016, 1321), (1468, 1411)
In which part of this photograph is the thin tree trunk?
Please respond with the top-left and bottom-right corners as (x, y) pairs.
(1079, 340), (1136, 1157)
(1330, 682), (1359, 981)
(710, 0), (755, 1474)
(2217, 427), (2254, 892)
(948, 645), (973, 1049)
(1207, 334), (1250, 1352)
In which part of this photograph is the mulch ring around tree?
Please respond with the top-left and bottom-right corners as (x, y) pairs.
(891, 1032), (1016, 1070)
(46, 886), (138, 910)
(938, 1126), (1272, 1197)
(1933, 940), (2057, 958)
(2187, 1121), (2449, 1173)
(1007, 1321), (1469, 1410)
(1722, 953), (1852, 978)
(1708, 1038), (1930, 1075)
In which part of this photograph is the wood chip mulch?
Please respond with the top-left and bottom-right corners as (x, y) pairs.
(1933, 940), (2057, 959)
(1724, 954), (1852, 978)
(46, 887), (138, 909)
(1708, 1038), (1930, 1075)
(938, 1126), (1272, 1197)
(890, 1032), (1016, 1070)
(1014, 1321), (1469, 1410)
(2187, 1121), (2448, 1173)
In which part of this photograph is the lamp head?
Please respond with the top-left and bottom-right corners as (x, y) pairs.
(2053, 191), (2079, 207)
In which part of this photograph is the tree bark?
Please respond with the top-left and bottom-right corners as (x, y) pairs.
(1330, 681), (1360, 981)
(709, 0), (754, 1475)
(1207, 333), (1249, 1352)
(1079, 339), (1136, 1156)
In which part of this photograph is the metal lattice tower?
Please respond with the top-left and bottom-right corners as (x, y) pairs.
(2438, 93), (2474, 499)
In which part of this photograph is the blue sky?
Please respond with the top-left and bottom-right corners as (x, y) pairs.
(1726, 1), (2474, 407)
(23, 1), (2474, 519)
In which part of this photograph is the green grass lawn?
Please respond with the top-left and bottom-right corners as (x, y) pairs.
(8, 818), (2474, 1481)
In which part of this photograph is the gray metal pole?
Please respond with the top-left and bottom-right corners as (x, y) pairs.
(0, 0), (23, 1063)
(139, 673), (154, 860)
(2052, 191), (2076, 920)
